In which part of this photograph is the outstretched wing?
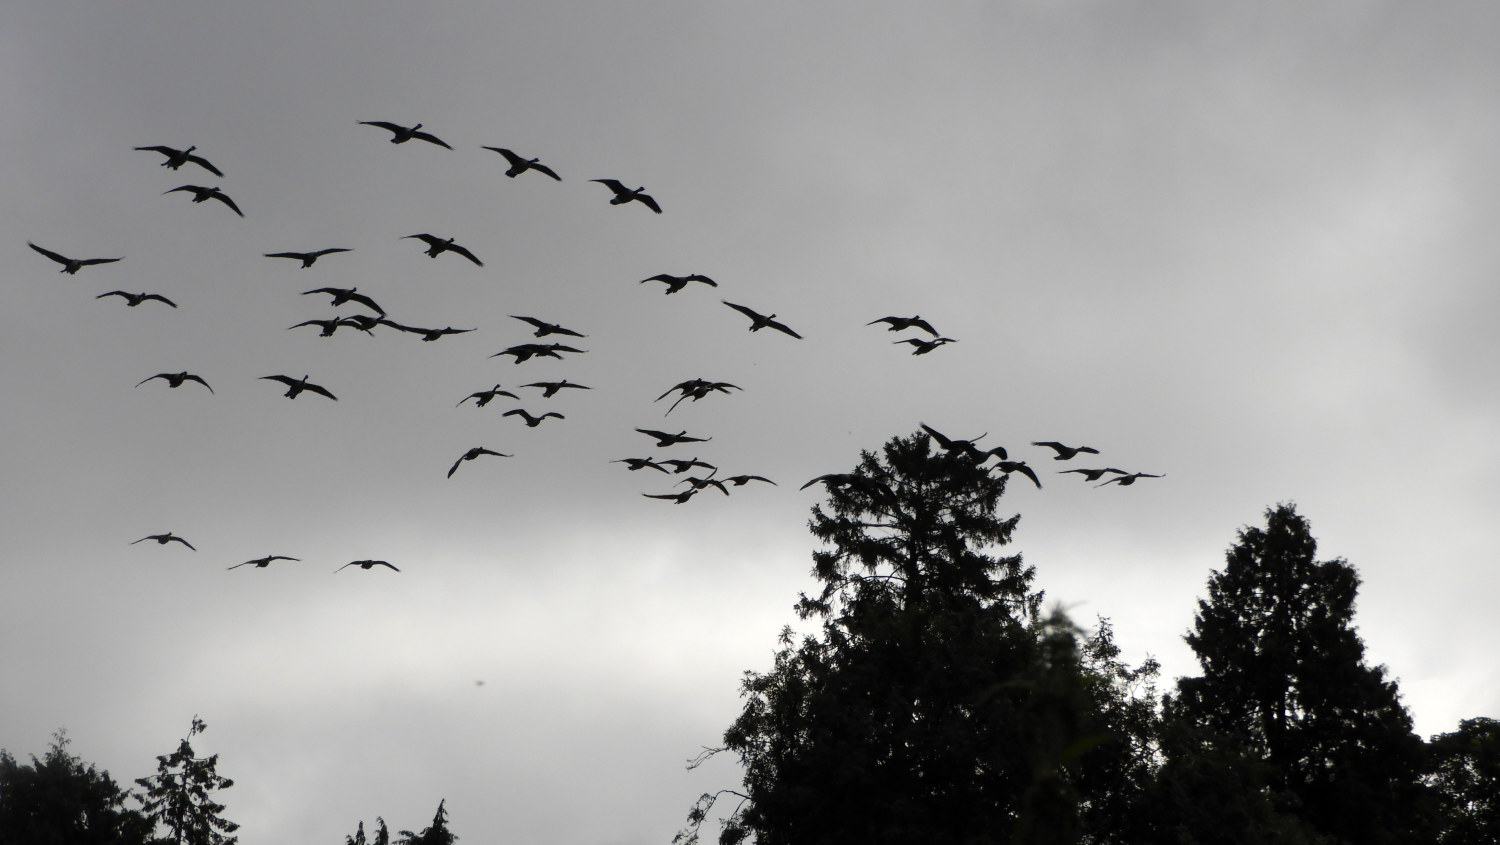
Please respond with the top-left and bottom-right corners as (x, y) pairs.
(722, 300), (762, 321)
(446, 243), (483, 266)
(411, 130), (453, 149)
(28, 242), (71, 265)
(210, 191), (244, 217)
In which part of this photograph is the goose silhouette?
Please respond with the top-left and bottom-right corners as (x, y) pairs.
(868, 315), (940, 337)
(636, 429), (711, 447)
(1097, 472), (1164, 488)
(482, 147), (561, 180)
(301, 287), (384, 316)
(29, 242), (122, 274)
(266, 248), (352, 268)
(132, 533), (195, 550)
(458, 385), (520, 407)
(511, 316), (586, 338)
(403, 234), (482, 265)
(503, 408), (565, 427)
(643, 490), (697, 504)
(1032, 441), (1100, 461)
(1059, 468), (1128, 482)
(336, 559), (401, 572)
(641, 273), (716, 294)
(522, 380), (590, 398)
(592, 179), (662, 213)
(229, 555), (299, 570)
(359, 121), (452, 148)
(134, 145), (223, 176)
(261, 374), (337, 400)
(380, 321), (474, 341)
(448, 447), (511, 477)
(98, 291), (175, 308)
(613, 457), (670, 473)
(137, 371), (213, 393)
(289, 318), (373, 338)
(658, 457), (716, 475)
(164, 185), (243, 217)
(896, 337), (956, 355)
(722, 301), (802, 338)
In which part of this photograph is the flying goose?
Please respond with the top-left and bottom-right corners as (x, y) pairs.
(1060, 468), (1128, 482)
(336, 559), (401, 572)
(511, 315), (586, 338)
(868, 315), (940, 337)
(643, 490), (697, 504)
(260, 374), (337, 400)
(132, 533), (195, 550)
(592, 179), (662, 213)
(448, 447), (512, 478)
(482, 147), (561, 180)
(658, 457), (716, 475)
(97, 291), (175, 308)
(613, 457), (671, 473)
(992, 461), (1042, 489)
(636, 429), (711, 447)
(641, 273), (715, 294)
(380, 321), (475, 341)
(266, 248), (352, 268)
(896, 337), (956, 355)
(502, 408), (564, 427)
(137, 371), (213, 393)
(301, 287), (385, 316)
(29, 242), (122, 274)
(289, 317), (374, 337)
(229, 555), (300, 570)
(522, 380), (590, 398)
(1096, 472), (1164, 488)
(722, 301), (802, 338)
(1032, 441), (1100, 461)
(164, 185), (243, 216)
(457, 385), (520, 407)
(403, 234), (482, 265)
(489, 343), (585, 363)
(134, 145), (223, 176)
(359, 121), (452, 148)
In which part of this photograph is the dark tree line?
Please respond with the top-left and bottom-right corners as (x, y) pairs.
(679, 430), (1498, 845)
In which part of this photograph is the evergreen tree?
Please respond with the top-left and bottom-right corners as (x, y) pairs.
(678, 430), (1113, 845)
(1427, 717), (1500, 845)
(134, 717), (238, 845)
(1167, 503), (1431, 844)
(0, 729), (155, 845)
(396, 800), (455, 845)
(346, 818), (391, 845)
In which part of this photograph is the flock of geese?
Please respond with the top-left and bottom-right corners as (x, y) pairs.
(36, 121), (1159, 573)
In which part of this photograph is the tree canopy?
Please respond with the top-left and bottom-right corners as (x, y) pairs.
(0, 730), (154, 845)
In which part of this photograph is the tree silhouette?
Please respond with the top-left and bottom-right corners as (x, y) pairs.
(0, 729), (155, 845)
(1166, 503), (1432, 844)
(346, 818), (392, 845)
(1427, 717), (1500, 845)
(679, 430), (1123, 845)
(396, 800), (455, 845)
(134, 717), (238, 845)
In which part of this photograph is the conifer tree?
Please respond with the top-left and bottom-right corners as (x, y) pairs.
(396, 800), (455, 845)
(0, 730), (155, 845)
(134, 717), (238, 845)
(679, 430), (1113, 845)
(1166, 504), (1431, 844)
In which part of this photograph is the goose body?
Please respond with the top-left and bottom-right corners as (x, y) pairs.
(636, 429), (711, 447)
(267, 248), (352, 268)
(134, 145), (223, 176)
(502, 408), (565, 427)
(722, 301), (802, 338)
(261, 374), (337, 400)
(336, 559), (400, 572)
(132, 533), (195, 550)
(641, 273), (715, 294)
(164, 185), (243, 217)
(868, 315), (940, 337)
(98, 291), (175, 308)
(301, 287), (384, 316)
(359, 121), (452, 148)
(482, 147), (561, 180)
(458, 385), (520, 407)
(592, 179), (662, 213)
(229, 555), (299, 570)
(29, 242), (122, 274)
(448, 447), (511, 478)
(137, 371), (213, 393)
(403, 233), (482, 265)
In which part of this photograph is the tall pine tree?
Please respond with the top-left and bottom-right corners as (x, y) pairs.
(1166, 503), (1431, 844)
(135, 717), (238, 845)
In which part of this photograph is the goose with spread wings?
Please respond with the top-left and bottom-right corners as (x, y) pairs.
(403, 234), (482, 265)
(359, 121), (452, 149)
(261, 374), (337, 400)
(336, 559), (401, 572)
(134, 145), (223, 176)
(1032, 441), (1100, 461)
(137, 371), (213, 393)
(132, 533), (195, 550)
(503, 409), (565, 427)
(98, 291), (175, 308)
(164, 185), (243, 217)
(482, 147), (561, 180)
(448, 447), (511, 478)
(301, 287), (384, 316)
(457, 385), (520, 407)
(641, 273), (716, 294)
(868, 315), (940, 337)
(266, 248), (352, 268)
(722, 301), (802, 338)
(896, 337), (957, 355)
(511, 316), (586, 338)
(229, 555), (300, 570)
(636, 429), (711, 447)
(592, 179), (662, 213)
(29, 242), (122, 274)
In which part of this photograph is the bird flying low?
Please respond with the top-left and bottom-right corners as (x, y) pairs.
(511, 315), (586, 338)
(722, 474), (777, 487)
(403, 234), (482, 265)
(266, 248), (353, 268)
(132, 533), (195, 550)
(28, 242), (122, 274)
(868, 315), (940, 337)
(164, 185), (243, 216)
(137, 371), (213, 393)
(1060, 468), (1128, 482)
(522, 380), (590, 398)
(97, 291), (176, 308)
(301, 287), (385, 316)
(658, 457), (716, 475)
(260, 374), (337, 400)
(992, 461), (1043, 489)
(640, 273), (716, 294)
(920, 424), (999, 461)
(489, 343), (586, 363)
(655, 379), (741, 415)
(379, 321), (474, 341)
(359, 121), (452, 149)
(636, 429), (711, 447)
(896, 337), (957, 355)
(502, 408), (565, 427)
(289, 317), (375, 338)
(457, 385), (520, 407)
(134, 145), (223, 176)
(1096, 472), (1164, 488)
(678, 475), (730, 495)
(482, 147), (561, 180)
(1032, 442), (1100, 461)
(722, 301), (803, 338)
(448, 447), (512, 478)
(643, 490), (697, 504)
(229, 555), (300, 570)
(592, 179), (662, 213)
(613, 457), (670, 473)
(336, 559), (401, 572)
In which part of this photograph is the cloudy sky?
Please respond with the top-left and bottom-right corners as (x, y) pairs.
(4, 2), (1499, 843)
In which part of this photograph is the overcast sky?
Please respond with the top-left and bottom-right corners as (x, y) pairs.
(4, 2), (1499, 843)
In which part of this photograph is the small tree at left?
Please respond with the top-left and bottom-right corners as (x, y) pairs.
(134, 717), (238, 845)
(0, 729), (155, 845)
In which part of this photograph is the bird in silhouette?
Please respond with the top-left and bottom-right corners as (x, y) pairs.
(722, 301), (802, 338)
(993, 461), (1042, 489)
(1032, 441), (1100, 461)
(896, 337), (957, 355)
(522, 379), (590, 398)
(29, 242), (122, 274)
(678, 475), (730, 495)
(799, 473), (897, 503)
(722, 474), (776, 487)
(134, 145), (224, 176)
(920, 424), (994, 461)
(448, 447), (512, 477)
(379, 321), (474, 341)
(658, 457), (716, 475)
(336, 559), (401, 572)
(643, 490), (697, 504)
(300, 287), (385, 316)
(503, 408), (564, 427)
(640, 273), (716, 294)
(132, 533), (195, 550)
(403, 234), (482, 265)
(592, 179), (662, 212)
(1097, 472), (1164, 488)
(339, 315), (385, 334)
(359, 121), (452, 148)
(457, 385), (520, 407)
(266, 248), (353, 268)
(613, 457), (670, 473)
(137, 371), (213, 393)
(490, 343), (585, 363)
(1060, 468), (1128, 482)
(656, 379), (740, 415)
(637, 429), (711, 447)
(868, 315), (940, 337)
(510, 315), (586, 338)
(97, 291), (176, 308)
(482, 147), (561, 180)
(229, 555), (299, 570)
(289, 317), (374, 338)
(164, 185), (243, 216)
(261, 374), (337, 400)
